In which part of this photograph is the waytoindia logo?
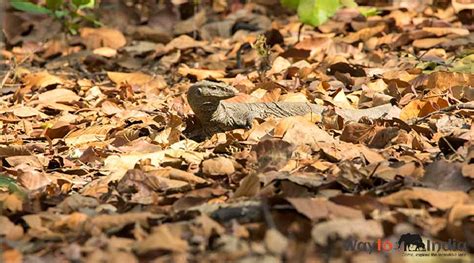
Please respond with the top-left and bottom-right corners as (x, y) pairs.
(343, 233), (468, 254)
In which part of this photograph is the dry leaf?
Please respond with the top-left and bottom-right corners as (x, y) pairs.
(93, 47), (117, 57)
(202, 157), (235, 177)
(413, 38), (450, 48)
(234, 173), (260, 198)
(0, 216), (24, 240)
(134, 224), (188, 254)
(379, 187), (469, 210)
(178, 64), (225, 80)
(422, 27), (470, 36)
(287, 197), (364, 221)
(264, 229), (288, 255)
(275, 116), (334, 146)
(65, 125), (114, 146)
(312, 219), (383, 245)
(80, 27), (126, 50)
(341, 25), (385, 43)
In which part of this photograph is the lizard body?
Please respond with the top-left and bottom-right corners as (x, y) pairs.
(187, 81), (392, 134)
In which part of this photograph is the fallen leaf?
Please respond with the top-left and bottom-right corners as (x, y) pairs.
(11, 106), (43, 118)
(2, 249), (22, 263)
(379, 187), (469, 210)
(22, 71), (63, 91)
(178, 64), (225, 80)
(312, 219), (383, 245)
(0, 216), (24, 240)
(275, 116), (334, 146)
(264, 229), (288, 255)
(341, 24), (385, 43)
(233, 173), (260, 198)
(134, 224), (188, 254)
(421, 160), (472, 192)
(93, 47), (117, 57)
(37, 88), (80, 103)
(64, 125), (114, 146)
(287, 197), (364, 221)
(80, 27), (127, 50)
(413, 38), (450, 49)
(108, 71), (155, 86)
(422, 27), (470, 36)
(202, 157), (235, 177)
(84, 212), (155, 233)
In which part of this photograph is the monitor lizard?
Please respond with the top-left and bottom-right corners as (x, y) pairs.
(187, 80), (394, 135)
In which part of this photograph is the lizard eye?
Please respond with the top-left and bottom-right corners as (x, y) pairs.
(196, 87), (202, 95)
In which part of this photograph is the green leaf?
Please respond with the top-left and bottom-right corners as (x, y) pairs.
(0, 175), (26, 198)
(10, 0), (52, 14)
(358, 6), (380, 17)
(281, 0), (300, 10)
(297, 0), (341, 27)
(72, 0), (95, 9)
(450, 54), (474, 73)
(54, 10), (68, 18)
(46, 0), (63, 10)
(340, 0), (357, 8)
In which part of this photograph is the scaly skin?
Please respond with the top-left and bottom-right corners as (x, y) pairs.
(187, 81), (393, 134)
(187, 81), (324, 133)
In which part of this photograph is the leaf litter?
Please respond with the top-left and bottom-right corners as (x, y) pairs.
(1, 1), (474, 262)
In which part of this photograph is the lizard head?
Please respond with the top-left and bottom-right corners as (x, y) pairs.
(188, 81), (239, 101)
(187, 81), (239, 124)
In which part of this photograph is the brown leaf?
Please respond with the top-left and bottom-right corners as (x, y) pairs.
(84, 212), (155, 233)
(13, 164), (52, 190)
(80, 27), (126, 50)
(421, 160), (472, 192)
(202, 157), (235, 177)
(379, 187), (469, 210)
(330, 195), (386, 215)
(413, 38), (450, 49)
(264, 229), (288, 255)
(422, 27), (470, 36)
(44, 121), (76, 139)
(335, 104), (399, 122)
(447, 204), (474, 241)
(312, 219), (383, 245)
(150, 167), (207, 184)
(400, 97), (449, 121)
(287, 198), (364, 221)
(178, 64), (225, 80)
(37, 88), (80, 103)
(108, 71), (158, 86)
(64, 125), (114, 146)
(2, 249), (22, 263)
(340, 122), (372, 143)
(246, 118), (279, 142)
(22, 71), (64, 91)
(0, 193), (23, 212)
(341, 24), (385, 43)
(275, 116), (334, 146)
(11, 106), (43, 118)
(426, 72), (474, 95)
(462, 146), (474, 178)
(57, 194), (99, 214)
(93, 47), (117, 57)
(134, 224), (188, 254)
(234, 173), (260, 198)
(0, 216), (24, 240)
(254, 139), (293, 172)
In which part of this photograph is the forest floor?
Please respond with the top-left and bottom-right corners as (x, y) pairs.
(1, 0), (474, 262)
